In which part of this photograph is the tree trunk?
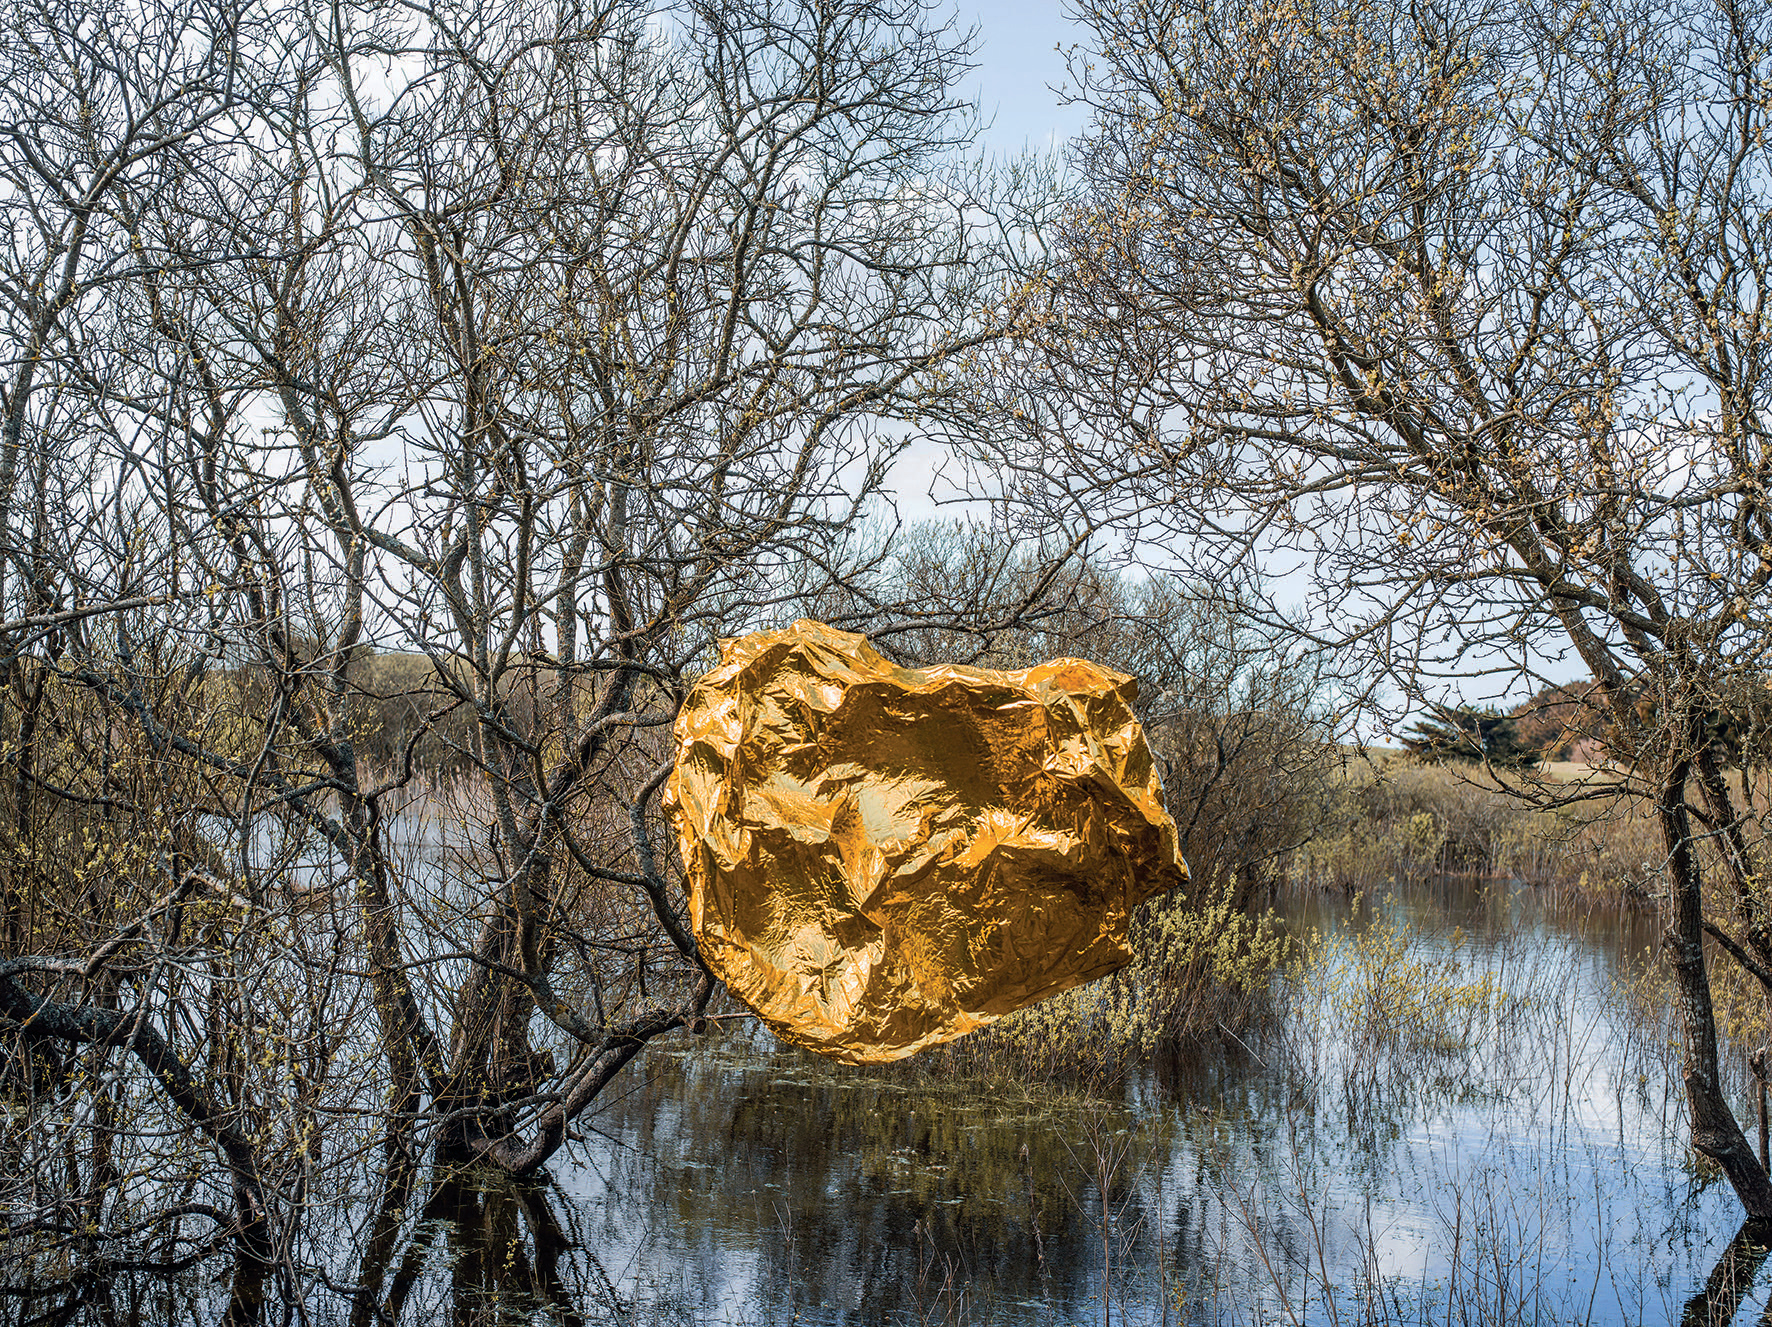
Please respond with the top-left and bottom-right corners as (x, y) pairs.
(1661, 756), (1772, 1219)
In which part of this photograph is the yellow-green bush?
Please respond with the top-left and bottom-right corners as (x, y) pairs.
(1318, 910), (1504, 1058)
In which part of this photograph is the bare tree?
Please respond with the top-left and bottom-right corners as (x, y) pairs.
(0, 0), (1054, 1312)
(969, 0), (1772, 1218)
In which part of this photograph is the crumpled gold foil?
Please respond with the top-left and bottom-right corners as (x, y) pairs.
(665, 619), (1189, 1063)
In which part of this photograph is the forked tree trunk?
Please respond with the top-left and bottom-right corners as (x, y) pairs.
(1661, 756), (1772, 1220)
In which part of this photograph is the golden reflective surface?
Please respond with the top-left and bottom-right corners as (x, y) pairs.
(665, 620), (1189, 1062)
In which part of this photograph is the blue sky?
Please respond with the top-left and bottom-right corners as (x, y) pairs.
(875, 5), (1092, 527)
(958, 2), (1090, 159)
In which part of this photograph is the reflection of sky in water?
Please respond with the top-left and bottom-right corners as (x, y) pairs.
(529, 881), (1765, 1325)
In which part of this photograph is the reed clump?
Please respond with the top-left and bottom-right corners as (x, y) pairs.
(1318, 910), (1505, 1061)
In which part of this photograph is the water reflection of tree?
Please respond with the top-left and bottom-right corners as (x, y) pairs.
(588, 1040), (1190, 1323)
(20, 1173), (1768, 1325)
(350, 1173), (607, 1327)
(343, 1141), (1142, 1326)
(1681, 1220), (1772, 1327)
(315, 1033), (1171, 1323)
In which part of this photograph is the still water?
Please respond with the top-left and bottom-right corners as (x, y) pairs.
(372, 879), (1769, 1325)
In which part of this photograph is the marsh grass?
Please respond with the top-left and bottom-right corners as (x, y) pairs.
(1308, 906), (1504, 1060)
(833, 881), (1689, 1326)
(1291, 766), (1578, 894)
(897, 880), (1577, 1124)
(1192, 1131), (1631, 1327)
(1117, 952), (1721, 1324)
(1284, 761), (1708, 911)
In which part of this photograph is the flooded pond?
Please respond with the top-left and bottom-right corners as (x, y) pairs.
(29, 877), (1772, 1325)
(344, 878), (1767, 1326)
